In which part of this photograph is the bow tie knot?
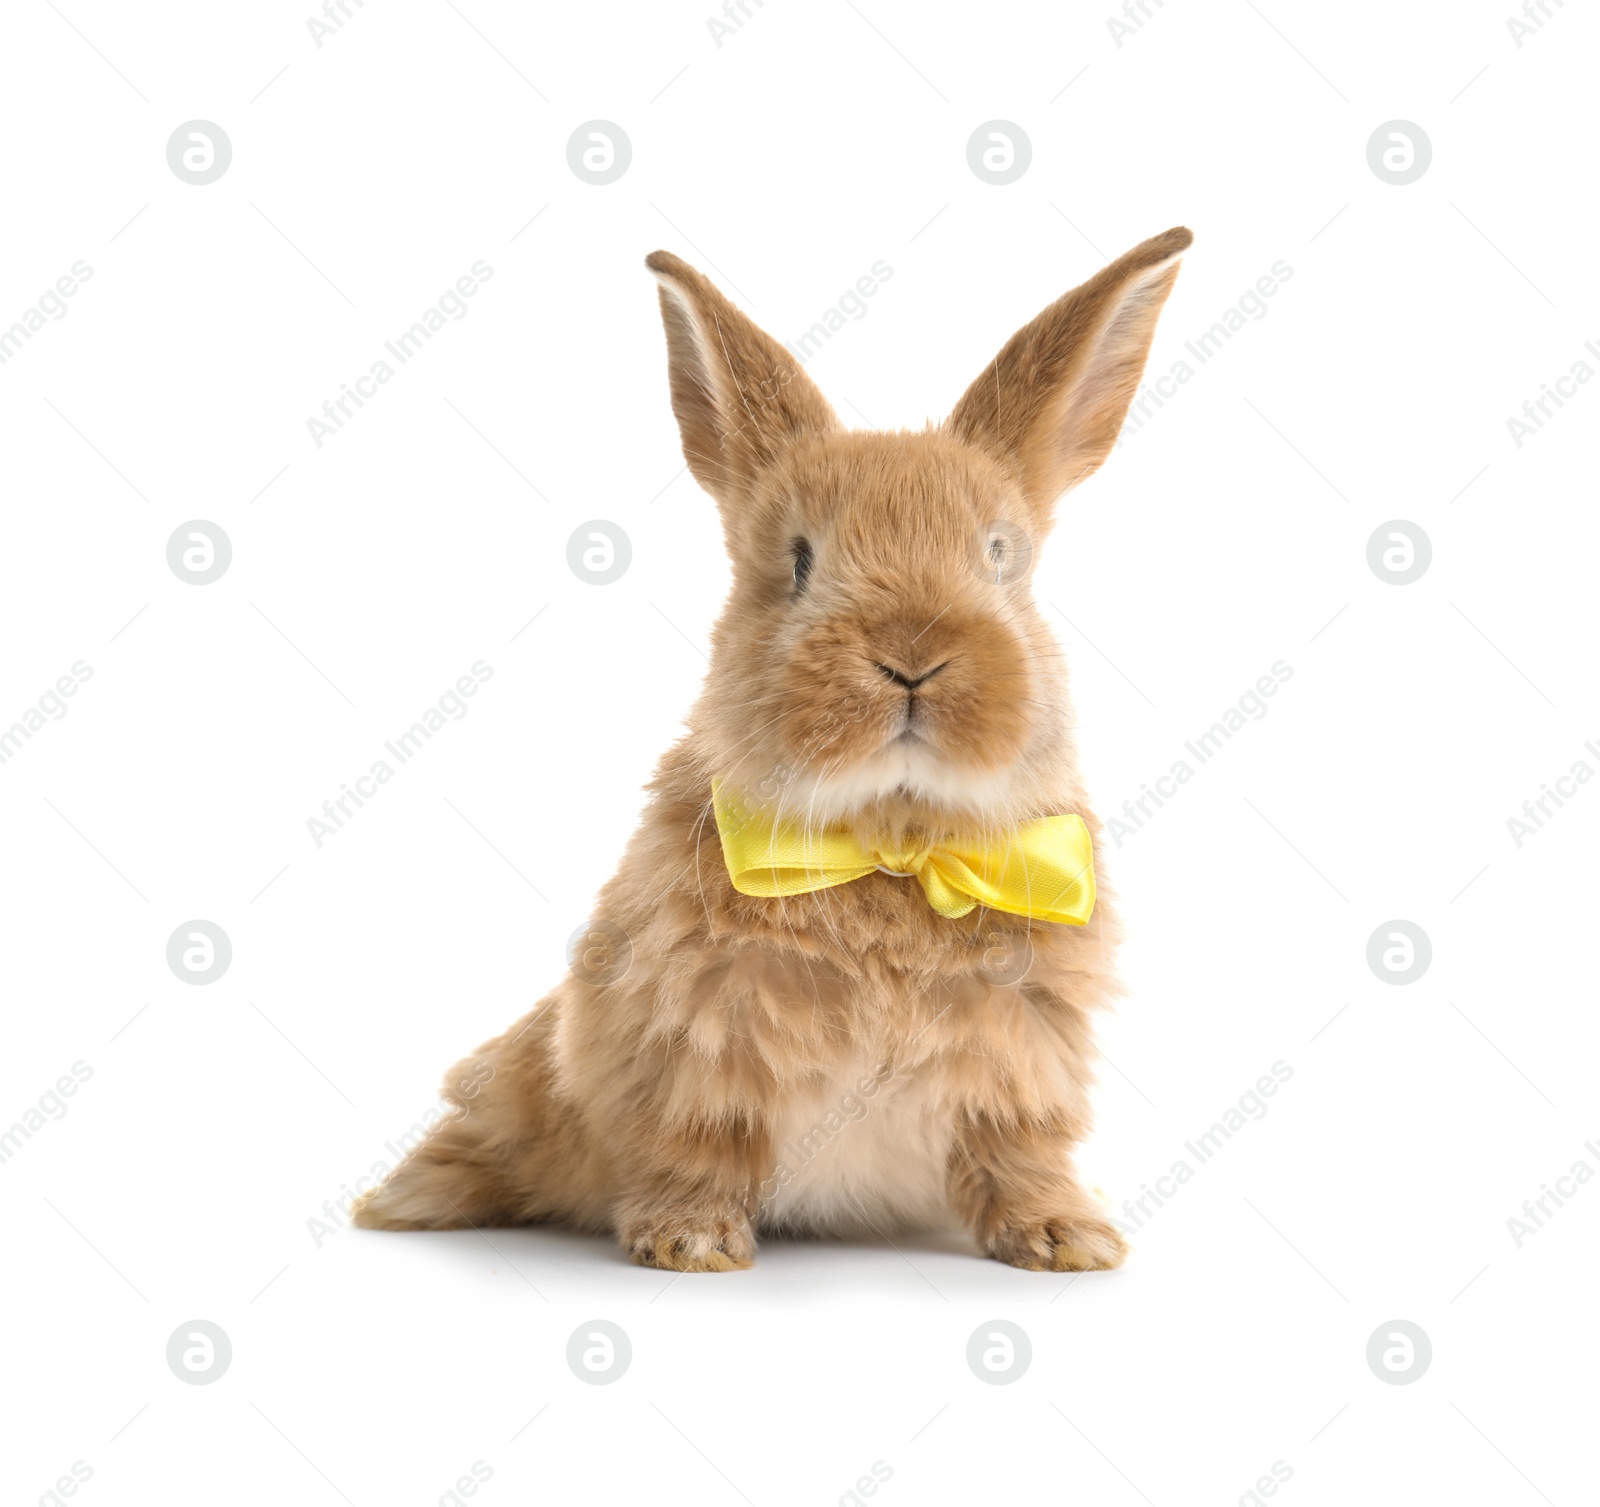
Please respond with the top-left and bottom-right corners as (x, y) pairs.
(872, 841), (933, 878)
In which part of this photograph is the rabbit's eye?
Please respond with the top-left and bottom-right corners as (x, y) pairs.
(791, 538), (814, 593)
(985, 533), (1010, 583)
(980, 521), (1032, 584)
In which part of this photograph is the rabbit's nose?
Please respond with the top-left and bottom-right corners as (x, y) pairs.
(873, 660), (949, 692)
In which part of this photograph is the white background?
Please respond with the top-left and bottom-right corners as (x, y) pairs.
(3, 1), (1597, 1503)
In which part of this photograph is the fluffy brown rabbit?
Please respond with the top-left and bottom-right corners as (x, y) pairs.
(353, 226), (1193, 1271)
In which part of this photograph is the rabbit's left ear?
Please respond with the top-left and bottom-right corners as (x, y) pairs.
(946, 226), (1192, 521)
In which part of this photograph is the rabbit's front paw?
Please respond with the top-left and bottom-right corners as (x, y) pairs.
(624, 1214), (755, 1272)
(984, 1215), (1128, 1272)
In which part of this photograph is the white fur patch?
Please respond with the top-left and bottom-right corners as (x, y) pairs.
(758, 1061), (954, 1236)
(782, 743), (1019, 828)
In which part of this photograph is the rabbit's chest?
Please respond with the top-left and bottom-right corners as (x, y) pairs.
(756, 1059), (954, 1235)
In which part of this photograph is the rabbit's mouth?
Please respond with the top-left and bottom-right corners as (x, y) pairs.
(889, 697), (923, 744)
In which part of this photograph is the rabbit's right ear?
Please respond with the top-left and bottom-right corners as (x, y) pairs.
(646, 251), (839, 515)
(947, 226), (1192, 525)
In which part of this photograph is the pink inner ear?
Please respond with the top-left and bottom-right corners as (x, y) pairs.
(947, 236), (1190, 518)
(1045, 260), (1186, 477)
(649, 255), (839, 513)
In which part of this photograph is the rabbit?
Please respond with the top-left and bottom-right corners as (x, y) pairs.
(353, 226), (1193, 1271)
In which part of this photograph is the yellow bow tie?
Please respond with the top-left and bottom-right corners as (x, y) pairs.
(711, 782), (1095, 925)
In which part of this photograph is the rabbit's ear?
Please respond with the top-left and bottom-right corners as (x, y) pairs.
(646, 250), (838, 510)
(947, 226), (1192, 520)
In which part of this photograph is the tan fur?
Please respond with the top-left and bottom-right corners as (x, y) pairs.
(354, 228), (1194, 1271)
